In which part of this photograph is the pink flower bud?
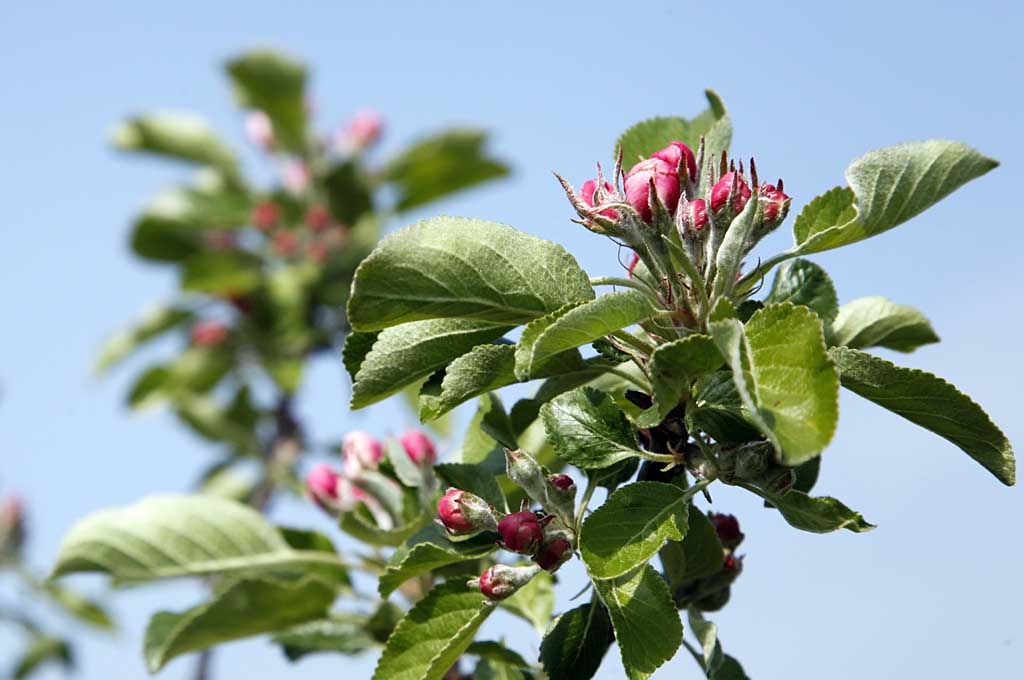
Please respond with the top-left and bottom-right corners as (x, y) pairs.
(651, 141), (698, 185)
(436, 488), (479, 535)
(710, 172), (752, 215)
(189, 321), (229, 348)
(0, 496), (26, 554)
(282, 161), (311, 195)
(244, 110), (274, 149)
(497, 510), (544, 555)
(251, 201), (280, 231)
(306, 463), (341, 509)
(305, 205), (332, 232)
(623, 157), (681, 222)
(758, 182), (791, 226)
(306, 240), (330, 263)
(471, 564), (540, 601)
(579, 179), (619, 220)
(341, 109), (384, 151)
(548, 474), (575, 493)
(709, 512), (744, 549)
(342, 431), (383, 475)
(271, 230), (299, 256)
(400, 430), (436, 466)
(534, 537), (573, 572)
(682, 198), (709, 233)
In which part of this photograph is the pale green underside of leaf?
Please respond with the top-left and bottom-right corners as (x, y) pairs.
(96, 305), (193, 374)
(829, 296), (939, 352)
(372, 582), (494, 680)
(347, 216), (594, 331)
(378, 524), (497, 597)
(581, 482), (690, 579)
(764, 259), (839, 324)
(793, 140), (998, 255)
(830, 347), (1015, 485)
(351, 319), (511, 409)
(273, 617), (377, 660)
(539, 602), (612, 680)
(638, 335), (723, 428)
(541, 387), (642, 469)
(515, 291), (658, 380)
(52, 495), (346, 583)
(744, 485), (874, 533)
(615, 89), (730, 167)
(144, 576), (334, 672)
(710, 303), (839, 465)
(111, 112), (239, 177)
(593, 564), (683, 680)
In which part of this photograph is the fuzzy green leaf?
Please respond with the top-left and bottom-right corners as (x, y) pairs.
(746, 486), (874, 533)
(830, 347), (1015, 485)
(793, 140), (998, 254)
(637, 335), (722, 428)
(112, 113), (238, 177)
(615, 90), (730, 167)
(348, 217), (593, 331)
(593, 564), (683, 680)
(226, 50), (308, 153)
(710, 303), (839, 465)
(829, 296), (939, 352)
(539, 602), (612, 680)
(541, 387), (640, 469)
(372, 582), (494, 680)
(273, 617), (376, 660)
(378, 524), (497, 597)
(96, 306), (193, 373)
(764, 259), (839, 324)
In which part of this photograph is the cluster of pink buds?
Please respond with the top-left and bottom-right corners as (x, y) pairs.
(247, 199), (348, 264)
(189, 320), (230, 348)
(0, 495), (26, 557)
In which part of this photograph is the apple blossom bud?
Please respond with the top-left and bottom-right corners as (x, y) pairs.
(204, 229), (237, 251)
(758, 182), (791, 228)
(651, 141), (698, 185)
(0, 496), (26, 555)
(547, 474), (576, 507)
(340, 109), (384, 151)
(624, 157), (681, 222)
(710, 172), (752, 216)
(306, 240), (330, 263)
(282, 161), (311, 194)
(497, 511), (544, 554)
(504, 449), (574, 521)
(682, 198), (709, 233)
(437, 488), (498, 536)
(400, 430), (436, 465)
(708, 512), (744, 549)
(304, 205), (332, 232)
(190, 321), (229, 347)
(470, 564), (541, 601)
(342, 431), (383, 476)
(271, 230), (299, 256)
(251, 201), (280, 231)
(306, 463), (341, 509)
(535, 537), (574, 572)
(244, 110), (274, 149)
(579, 179), (619, 220)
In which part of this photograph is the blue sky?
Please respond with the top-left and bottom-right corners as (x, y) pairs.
(2, 1), (1022, 678)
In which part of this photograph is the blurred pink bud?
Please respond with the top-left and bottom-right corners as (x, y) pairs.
(623, 157), (681, 222)
(306, 463), (341, 509)
(758, 182), (791, 226)
(341, 109), (384, 151)
(282, 161), (311, 194)
(271, 230), (299, 256)
(400, 430), (436, 465)
(710, 172), (752, 215)
(189, 321), (229, 347)
(579, 179), (619, 220)
(251, 201), (280, 231)
(304, 204), (331, 232)
(651, 141), (698, 185)
(342, 431), (383, 474)
(204, 229), (237, 251)
(244, 110), (274, 149)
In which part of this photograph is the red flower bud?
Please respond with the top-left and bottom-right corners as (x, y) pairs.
(548, 474), (575, 493)
(251, 201), (280, 231)
(305, 205), (332, 232)
(534, 537), (573, 572)
(758, 182), (791, 226)
(709, 513), (743, 545)
(400, 430), (436, 465)
(342, 431), (383, 476)
(437, 489), (478, 535)
(271, 230), (299, 256)
(651, 141), (698, 185)
(710, 172), (752, 215)
(682, 198), (709, 233)
(305, 463), (341, 509)
(471, 564), (540, 601)
(497, 510), (544, 555)
(189, 321), (229, 348)
(579, 179), (619, 220)
(624, 157), (681, 222)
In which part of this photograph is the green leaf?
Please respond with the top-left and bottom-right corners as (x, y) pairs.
(500, 570), (554, 635)
(51, 495), (347, 583)
(638, 335), (723, 428)
(378, 524), (497, 597)
(12, 635), (72, 680)
(764, 259), (839, 324)
(144, 576), (334, 672)
(386, 129), (509, 211)
(96, 306), (192, 373)
(515, 291), (658, 380)
(830, 347), (1015, 485)
(127, 347), (233, 409)
(581, 482), (692, 579)
(372, 581), (495, 680)
(711, 188), (760, 303)
(273, 617), (376, 660)
(181, 250), (263, 295)
(42, 584), (115, 631)
(713, 654), (751, 680)
(341, 330), (379, 381)
(540, 602), (613, 680)
(541, 387), (640, 469)
(793, 140), (998, 255)
(435, 462), (508, 511)
(347, 216), (594, 331)
(688, 610), (724, 675)
(351, 319), (511, 409)
(226, 50), (308, 153)
(745, 485), (874, 533)
(615, 90), (730, 167)
(593, 564), (683, 679)
(475, 658), (526, 680)
(467, 641), (532, 669)
(339, 506), (430, 547)
(709, 303), (839, 465)
(112, 113), (238, 177)
(661, 509), (724, 589)
(829, 296), (939, 352)
(324, 160), (374, 225)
